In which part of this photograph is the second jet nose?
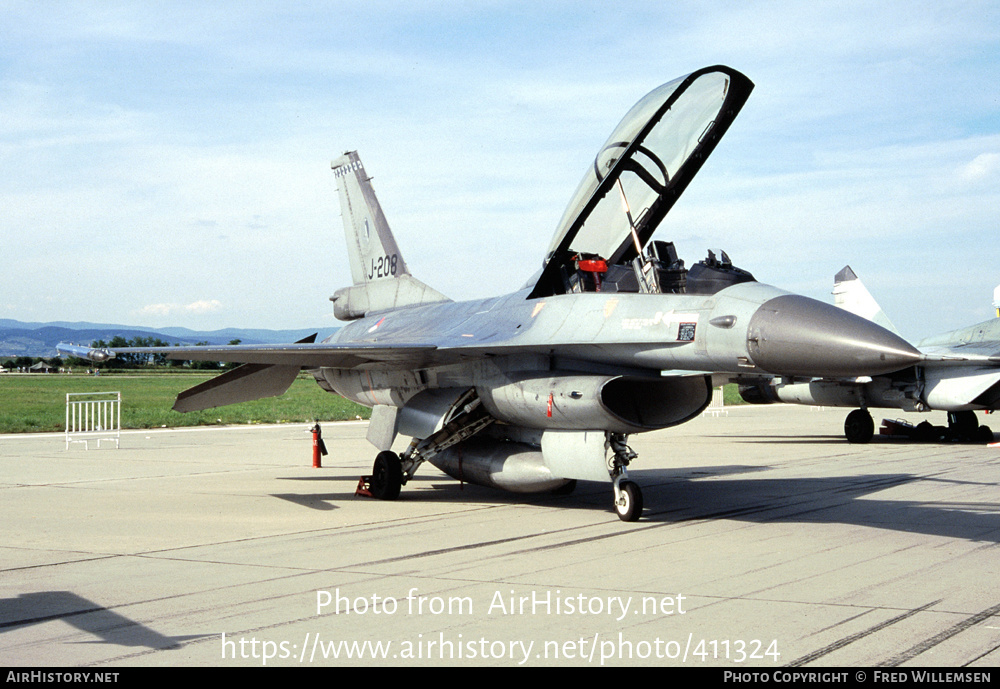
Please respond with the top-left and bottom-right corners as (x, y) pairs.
(747, 295), (921, 377)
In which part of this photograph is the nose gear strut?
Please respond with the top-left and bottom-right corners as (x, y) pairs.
(609, 433), (643, 521)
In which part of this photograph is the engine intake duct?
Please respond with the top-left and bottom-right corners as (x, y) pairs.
(738, 378), (781, 404)
(477, 372), (713, 433)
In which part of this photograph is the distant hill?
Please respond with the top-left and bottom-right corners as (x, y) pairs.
(0, 319), (337, 358)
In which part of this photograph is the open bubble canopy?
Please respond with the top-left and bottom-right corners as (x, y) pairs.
(529, 66), (754, 299)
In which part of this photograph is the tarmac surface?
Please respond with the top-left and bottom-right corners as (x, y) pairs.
(1, 405), (999, 668)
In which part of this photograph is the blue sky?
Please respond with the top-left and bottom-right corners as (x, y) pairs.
(2, 1), (999, 342)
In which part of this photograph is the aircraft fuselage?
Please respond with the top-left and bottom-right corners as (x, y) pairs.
(319, 279), (921, 431)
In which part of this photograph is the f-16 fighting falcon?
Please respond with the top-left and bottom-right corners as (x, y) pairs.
(60, 66), (922, 521)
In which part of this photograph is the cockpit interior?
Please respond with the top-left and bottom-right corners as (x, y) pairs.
(561, 242), (755, 297)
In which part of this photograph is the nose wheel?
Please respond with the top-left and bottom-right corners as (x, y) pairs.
(609, 433), (643, 521)
(614, 480), (643, 522)
(844, 409), (874, 444)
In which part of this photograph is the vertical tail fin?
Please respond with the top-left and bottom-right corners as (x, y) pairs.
(332, 151), (409, 286)
(330, 151), (449, 320)
(832, 266), (901, 336)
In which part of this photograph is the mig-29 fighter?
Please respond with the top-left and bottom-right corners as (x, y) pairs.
(740, 267), (1000, 444)
(60, 66), (921, 520)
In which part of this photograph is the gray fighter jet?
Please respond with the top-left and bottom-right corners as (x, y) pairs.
(740, 266), (1000, 444)
(59, 66), (922, 520)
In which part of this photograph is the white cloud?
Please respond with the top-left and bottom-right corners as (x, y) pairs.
(135, 300), (223, 318)
(960, 152), (1000, 182)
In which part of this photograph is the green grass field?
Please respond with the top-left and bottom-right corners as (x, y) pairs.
(0, 372), (370, 433)
(723, 382), (747, 406)
(0, 373), (745, 434)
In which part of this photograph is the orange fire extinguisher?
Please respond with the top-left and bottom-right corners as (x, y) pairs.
(310, 423), (328, 468)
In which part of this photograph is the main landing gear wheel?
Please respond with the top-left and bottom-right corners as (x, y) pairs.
(948, 411), (978, 436)
(976, 425), (995, 443)
(947, 411), (994, 442)
(615, 481), (643, 522)
(845, 409), (874, 444)
(370, 451), (402, 500)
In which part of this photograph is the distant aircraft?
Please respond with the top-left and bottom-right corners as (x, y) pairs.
(60, 66), (922, 520)
(739, 266), (1000, 443)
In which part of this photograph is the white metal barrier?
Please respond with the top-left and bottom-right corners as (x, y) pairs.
(66, 392), (121, 450)
(703, 387), (728, 417)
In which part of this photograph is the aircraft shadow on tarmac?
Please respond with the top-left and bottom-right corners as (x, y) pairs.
(269, 472), (461, 510)
(706, 433), (998, 446)
(271, 463), (1000, 544)
(623, 465), (1000, 543)
(0, 591), (209, 649)
(704, 433), (855, 444)
(268, 470), (553, 510)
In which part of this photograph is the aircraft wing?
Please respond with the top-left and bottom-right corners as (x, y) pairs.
(58, 337), (444, 413)
(57, 339), (439, 369)
(918, 349), (1000, 365)
(57, 337), (687, 372)
(55, 336), (660, 414)
(917, 319), (1000, 360)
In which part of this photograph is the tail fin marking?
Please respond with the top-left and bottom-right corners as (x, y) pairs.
(330, 151), (449, 320)
(332, 151), (409, 286)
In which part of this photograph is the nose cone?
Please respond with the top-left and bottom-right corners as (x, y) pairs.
(748, 295), (921, 377)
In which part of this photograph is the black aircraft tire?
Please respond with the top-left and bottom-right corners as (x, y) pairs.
(371, 451), (403, 500)
(948, 411), (979, 437)
(615, 481), (643, 522)
(978, 425), (994, 443)
(844, 409), (874, 444)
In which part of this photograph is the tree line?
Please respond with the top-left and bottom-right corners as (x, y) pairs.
(1, 336), (242, 371)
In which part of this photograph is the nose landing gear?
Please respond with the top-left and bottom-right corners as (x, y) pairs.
(610, 433), (643, 522)
(844, 409), (875, 444)
(614, 480), (643, 522)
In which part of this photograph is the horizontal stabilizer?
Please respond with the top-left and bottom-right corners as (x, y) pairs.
(173, 363), (302, 412)
(331, 275), (450, 320)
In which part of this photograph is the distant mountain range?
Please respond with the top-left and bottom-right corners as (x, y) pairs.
(0, 319), (338, 358)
